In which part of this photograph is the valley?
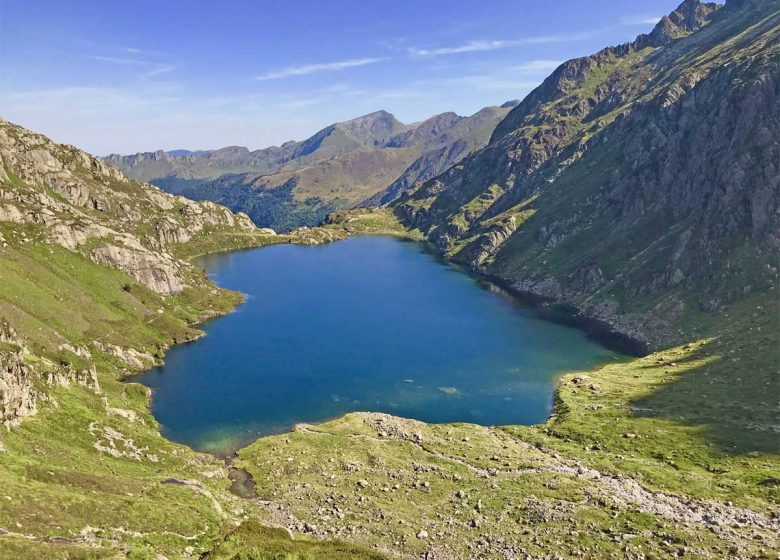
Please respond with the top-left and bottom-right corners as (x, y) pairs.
(107, 105), (517, 233)
(0, 0), (778, 559)
(136, 236), (623, 455)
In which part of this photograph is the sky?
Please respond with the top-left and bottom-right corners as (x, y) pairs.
(0, 0), (684, 155)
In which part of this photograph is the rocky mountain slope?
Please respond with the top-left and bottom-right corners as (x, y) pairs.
(221, 3), (780, 557)
(1, 1), (778, 558)
(0, 118), (394, 559)
(393, 0), (779, 351)
(0, 118), (263, 296)
(107, 106), (513, 232)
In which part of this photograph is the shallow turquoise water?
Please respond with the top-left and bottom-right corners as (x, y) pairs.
(137, 236), (622, 454)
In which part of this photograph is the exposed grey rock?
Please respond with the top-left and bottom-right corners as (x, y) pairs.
(0, 118), (257, 295)
(0, 323), (37, 428)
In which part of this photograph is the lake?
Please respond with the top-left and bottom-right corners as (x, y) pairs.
(137, 236), (623, 454)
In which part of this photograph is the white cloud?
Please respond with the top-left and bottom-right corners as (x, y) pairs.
(409, 40), (519, 56)
(256, 57), (383, 81)
(508, 60), (564, 72)
(83, 54), (175, 80)
(409, 34), (587, 57)
(142, 65), (175, 79)
(620, 16), (661, 26)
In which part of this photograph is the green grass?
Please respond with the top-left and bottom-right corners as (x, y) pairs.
(236, 289), (779, 558)
(321, 208), (423, 239)
(205, 522), (386, 560)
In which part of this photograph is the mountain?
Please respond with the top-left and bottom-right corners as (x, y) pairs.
(2, 1), (779, 558)
(106, 110), (412, 182)
(222, 2), (780, 557)
(0, 117), (389, 559)
(393, 0), (779, 351)
(366, 105), (517, 206)
(106, 106), (512, 232)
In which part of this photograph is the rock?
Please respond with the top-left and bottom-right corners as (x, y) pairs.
(91, 240), (185, 295)
(0, 118), (260, 296)
(416, 529), (429, 539)
(94, 342), (155, 370)
(0, 322), (38, 427)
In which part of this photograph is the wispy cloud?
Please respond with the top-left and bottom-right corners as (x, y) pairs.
(506, 60), (563, 72)
(256, 57), (383, 81)
(409, 40), (517, 56)
(279, 97), (325, 109)
(142, 65), (175, 79)
(620, 15), (661, 26)
(408, 34), (588, 57)
(119, 46), (168, 56)
(85, 54), (155, 65)
(83, 54), (174, 79)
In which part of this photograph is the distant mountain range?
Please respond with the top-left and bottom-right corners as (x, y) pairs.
(106, 103), (518, 231)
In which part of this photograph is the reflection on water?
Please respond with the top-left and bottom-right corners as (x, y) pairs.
(137, 237), (623, 455)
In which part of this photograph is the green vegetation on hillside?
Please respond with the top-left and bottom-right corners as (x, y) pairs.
(237, 288), (779, 559)
(1, 1), (778, 559)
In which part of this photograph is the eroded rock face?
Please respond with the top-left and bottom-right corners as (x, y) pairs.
(0, 322), (38, 428)
(0, 320), (107, 427)
(91, 240), (185, 296)
(94, 342), (156, 371)
(0, 118), (256, 294)
(458, 216), (518, 267)
(0, 350), (38, 428)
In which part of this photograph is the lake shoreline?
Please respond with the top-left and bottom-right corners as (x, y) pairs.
(130, 228), (631, 460)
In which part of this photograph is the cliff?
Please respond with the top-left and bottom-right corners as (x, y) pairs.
(393, 0), (779, 350)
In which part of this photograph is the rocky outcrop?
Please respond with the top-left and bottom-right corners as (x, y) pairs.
(0, 322), (37, 428)
(91, 238), (185, 295)
(457, 216), (519, 267)
(94, 342), (157, 371)
(0, 118), (257, 294)
(0, 320), (107, 428)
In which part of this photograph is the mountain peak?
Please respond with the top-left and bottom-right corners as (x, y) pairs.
(640, 0), (721, 47)
(335, 110), (409, 148)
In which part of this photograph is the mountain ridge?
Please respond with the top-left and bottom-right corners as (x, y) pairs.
(1, 1), (778, 557)
(392, 0), (779, 349)
(108, 104), (514, 231)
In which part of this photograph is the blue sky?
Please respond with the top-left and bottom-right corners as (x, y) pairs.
(0, 0), (682, 154)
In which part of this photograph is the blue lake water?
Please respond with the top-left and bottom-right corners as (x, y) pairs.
(137, 236), (623, 454)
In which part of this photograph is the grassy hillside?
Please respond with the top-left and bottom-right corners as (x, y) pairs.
(235, 286), (778, 559)
(0, 118), (398, 559)
(1, 1), (777, 558)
